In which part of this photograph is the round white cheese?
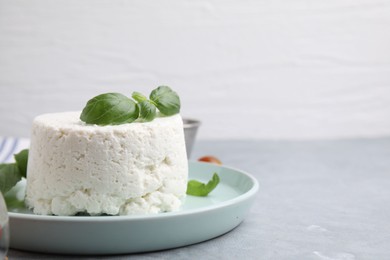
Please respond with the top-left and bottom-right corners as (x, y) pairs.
(25, 112), (188, 216)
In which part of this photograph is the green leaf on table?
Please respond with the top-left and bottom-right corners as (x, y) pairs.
(138, 100), (157, 122)
(149, 86), (180, 116)
(186, 173), (220, 197)
(80, 93), (139, 125)
(14, 149), (29, 178)
(0, 163), (22, 194)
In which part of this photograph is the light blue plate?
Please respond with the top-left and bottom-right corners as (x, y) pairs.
(9, 161), (259, 255)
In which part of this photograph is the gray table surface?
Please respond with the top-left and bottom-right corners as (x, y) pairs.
(8, 138), (390, 260)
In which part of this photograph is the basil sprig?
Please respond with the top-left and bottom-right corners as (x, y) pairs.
(138, 100), (157, 122)
(80, 93), (139, 125)
(131, 92), (157, 122)
(149, 86), (180, 116)
(80, 86), (180, 125)
(186, 173), (220, 197)
(0, 149), (28, 195)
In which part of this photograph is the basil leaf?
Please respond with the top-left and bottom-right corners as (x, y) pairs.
(138, 100), (157, 122)
(186, 173), (220, 196)
(132, 91), (147, 103)
(5, 195), (25, 209)
(14, 149), (29, 178)
(0, 150), (28, 203)
(0, 164), (22, 194)
(149, 86), (180, 116)
(4, 184), (26, 209)
(80, 93), (139, 125)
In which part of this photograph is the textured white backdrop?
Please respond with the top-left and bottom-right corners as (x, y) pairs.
(0, 0), (390, 140)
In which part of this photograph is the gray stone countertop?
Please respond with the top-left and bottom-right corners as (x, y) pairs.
(8, 138), (390, 259)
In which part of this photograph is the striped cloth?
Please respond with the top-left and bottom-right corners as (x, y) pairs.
(0, 137), (30, 163)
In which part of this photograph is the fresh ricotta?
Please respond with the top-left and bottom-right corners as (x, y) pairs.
(25, 112), (188, 216)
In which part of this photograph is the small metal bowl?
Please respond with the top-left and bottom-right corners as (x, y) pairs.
(183, 118), (201, 158)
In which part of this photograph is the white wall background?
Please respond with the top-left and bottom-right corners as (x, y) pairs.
(0, 0), (389, 140)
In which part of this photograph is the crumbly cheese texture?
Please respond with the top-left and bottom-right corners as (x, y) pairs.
(25, 112), (188, 216)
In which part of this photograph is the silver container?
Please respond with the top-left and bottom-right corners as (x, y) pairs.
(183, 118), (201, 158)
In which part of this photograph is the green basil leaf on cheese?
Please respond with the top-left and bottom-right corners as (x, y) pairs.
(80, 93), (139, 125)
(149, 86), (180, 116)
(132, 91), (148, 103)
(186, 173), (220, 197)
(138, 100), (157, 122)
(14, 149), (29, 178)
